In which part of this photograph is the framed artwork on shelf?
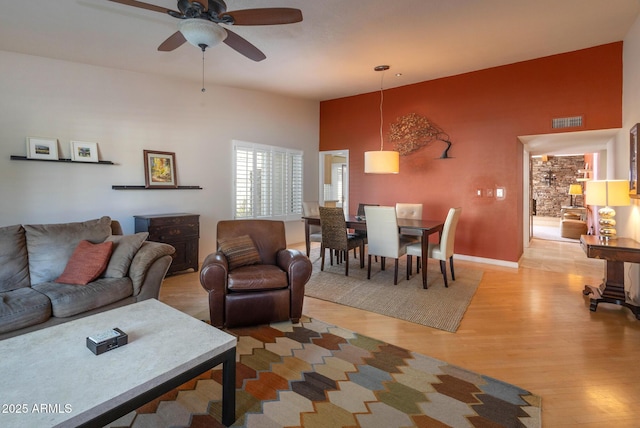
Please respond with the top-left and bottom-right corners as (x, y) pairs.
(26, 137), (59, 160)
(631, 123), (639, 199)
(144, 150), (177, 188)
(70, 141), (99, 162)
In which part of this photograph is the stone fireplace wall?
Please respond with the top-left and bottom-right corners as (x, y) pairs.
(532, 155), (586, 217)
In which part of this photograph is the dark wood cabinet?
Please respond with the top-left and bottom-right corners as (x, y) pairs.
(134, 213), (200, 276)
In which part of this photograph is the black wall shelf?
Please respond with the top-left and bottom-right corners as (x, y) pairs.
(11, 155), (114, 165)
(112, 185), (203, 190)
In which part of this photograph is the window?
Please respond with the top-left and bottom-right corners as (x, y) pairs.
(233, 140), (303, 221)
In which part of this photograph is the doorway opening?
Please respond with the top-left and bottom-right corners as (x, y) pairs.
(520, 128), (617, 247)
(319, 150), (349, 215)
(530, 153), (592, 242)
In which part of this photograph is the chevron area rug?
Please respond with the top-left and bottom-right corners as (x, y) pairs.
(108, 317), (541, 428)
(304, 247), (483, 332)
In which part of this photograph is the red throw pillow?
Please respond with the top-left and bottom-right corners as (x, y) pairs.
(55, 240), (114, 285)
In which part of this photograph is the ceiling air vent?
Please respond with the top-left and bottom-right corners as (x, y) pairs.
(552, 116), (583, 129)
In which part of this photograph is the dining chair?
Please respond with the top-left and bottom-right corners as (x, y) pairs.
(396, 203), (423, 244)
(364, 206), (414, 285)
(354, 203), (379, 259)
(302, 201), (322, 256)
(357, 203), (379, 218)
(318, 206), (365, 276)
(406, 207), (462, 287)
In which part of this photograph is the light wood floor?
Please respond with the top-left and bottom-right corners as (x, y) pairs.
(160, 239), (640, 427)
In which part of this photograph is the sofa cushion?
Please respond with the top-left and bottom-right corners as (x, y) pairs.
(24, 216), (112, 285)
(33, 278), (133, 318)
(0, 287), (52, 334)
(103, 232), (149, 278)
(227, 264), (288, 291)
(55, 240), (114, 285)
(0, 225), (30, 292)
(218, 235), (262, 270)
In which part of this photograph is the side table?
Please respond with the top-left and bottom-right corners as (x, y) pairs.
(134, 213), (200, 275)
(580, 235), (640, 318)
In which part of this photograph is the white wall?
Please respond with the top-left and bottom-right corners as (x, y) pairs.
(621, 15), (640, 302)
(0, 50), (319, 258)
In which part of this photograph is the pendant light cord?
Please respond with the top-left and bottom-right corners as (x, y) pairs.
(375, 65), (389, 150)
(379, 72), (385, 150)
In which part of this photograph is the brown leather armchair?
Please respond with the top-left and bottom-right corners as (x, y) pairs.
(200, 220), (313, 328)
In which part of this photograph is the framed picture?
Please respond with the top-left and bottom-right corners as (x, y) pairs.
(631, 124), (639, 199)
(26, 137), (59, 160)
(70, 141), (99, 163)
(144, 150), (177, 188)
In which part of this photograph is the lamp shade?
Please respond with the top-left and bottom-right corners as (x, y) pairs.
(568, 184), (582, 196)
(585, 180), (630, 206)
(585, 179), (630, 239)
(364, 150), (399, 174)
(178, 19), (227, 49)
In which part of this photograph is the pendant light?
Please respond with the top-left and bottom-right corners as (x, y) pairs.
(364, 65), (399, 174)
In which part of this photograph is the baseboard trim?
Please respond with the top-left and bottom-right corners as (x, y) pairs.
(296, 242), (521, 269)
(455, 254), (519, 269)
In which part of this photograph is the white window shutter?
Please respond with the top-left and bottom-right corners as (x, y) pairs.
(233, 141), (303, 221)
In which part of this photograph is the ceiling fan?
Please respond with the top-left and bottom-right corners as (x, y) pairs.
(108, 0), (303, 61)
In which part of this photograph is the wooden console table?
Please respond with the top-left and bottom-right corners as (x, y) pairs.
(580, 235), (640, 318)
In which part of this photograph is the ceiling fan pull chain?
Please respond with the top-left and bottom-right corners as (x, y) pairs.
(201, 45), (206, 93)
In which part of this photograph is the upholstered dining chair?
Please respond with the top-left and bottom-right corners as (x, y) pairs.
(406, 207), (462, 287)
(302, 201), (322, 256)
(354, 203), (379, 258)
(357, 203), (379, 218)
(318, 206), (365, 276)
(364, 206), (415, 284)
(200, 219), (312, 328)
(396, 203), (423, 244)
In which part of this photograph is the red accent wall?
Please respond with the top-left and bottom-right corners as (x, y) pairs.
(319, 43), (622, 262)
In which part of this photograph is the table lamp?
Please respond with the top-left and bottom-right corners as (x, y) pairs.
(568, 183), (582, 207)
(585, 180), (630, 239)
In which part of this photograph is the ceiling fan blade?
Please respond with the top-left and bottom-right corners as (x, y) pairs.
(223, 29), (266, 61)
(221, 8), (303, 26)
(108, 0), (176, 15)
(158, 31), (187, 51)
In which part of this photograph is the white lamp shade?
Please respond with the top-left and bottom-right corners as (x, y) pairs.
(178, 19), (227, 49)
(585, 180), (630, 206)
(364, 150), (399, 174)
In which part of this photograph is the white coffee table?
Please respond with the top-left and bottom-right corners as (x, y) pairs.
(0, 299), (237, 427)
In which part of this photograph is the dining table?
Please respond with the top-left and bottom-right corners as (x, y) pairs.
(302, 215), (444, 288)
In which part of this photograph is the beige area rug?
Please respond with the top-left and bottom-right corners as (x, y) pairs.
(304, 247), (483, 333)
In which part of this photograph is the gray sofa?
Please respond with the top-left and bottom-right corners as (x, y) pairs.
(0, 216), (175, 340)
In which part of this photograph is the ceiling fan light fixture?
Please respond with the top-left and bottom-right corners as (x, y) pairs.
(178, 19), (227, 50)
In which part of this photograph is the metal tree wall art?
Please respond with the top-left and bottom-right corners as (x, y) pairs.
(389, 113), (452, 158)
